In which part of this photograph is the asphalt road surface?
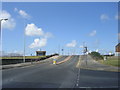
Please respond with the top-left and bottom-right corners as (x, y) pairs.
(2, 55), (119, 89)
(2, 56), (78, 88)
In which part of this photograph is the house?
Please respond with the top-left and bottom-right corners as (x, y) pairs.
(115, 43), (120, 56)
(36, 51), (46, 56)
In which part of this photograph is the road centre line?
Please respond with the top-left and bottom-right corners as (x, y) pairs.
(74, 55), (81, 88)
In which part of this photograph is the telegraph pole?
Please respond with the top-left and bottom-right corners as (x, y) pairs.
(58, 44), (60, 55)
(61, 48), (64, 55)
(83, 42), (88, 65)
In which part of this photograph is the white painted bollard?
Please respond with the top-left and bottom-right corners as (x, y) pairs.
(104, 56), (107, 60)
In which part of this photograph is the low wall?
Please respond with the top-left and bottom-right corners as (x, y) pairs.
(1, 54), (58, 65)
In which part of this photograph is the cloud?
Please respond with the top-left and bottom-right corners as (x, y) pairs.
(14, 8), (18, 12)
(19, 10), (30, 19)
(25, 23), (53, 38)
(100, 14), (109, 21)
(89, 50), (92, 53)
(29, 38), (47, 48)
(89, 30), (96, 36)
(26, 23), (53, 49)
(25, 23), (44, 36)
(0, 10), (16, 29)
(115, 14), (120, 20)
(80, 45), (84, 48)
(44, 32), (53, 38)
(66, 40), (77, 47)
(14, 8), (30, 19)
(95, 49), (99, 52)
(1, 50), (23, 56)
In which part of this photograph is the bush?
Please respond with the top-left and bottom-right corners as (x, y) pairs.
(89, 51), (103, 60)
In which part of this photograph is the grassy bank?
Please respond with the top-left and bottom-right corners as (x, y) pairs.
(1, 54), (59, 65)
(0, 56), (46, 59)
(98, 56), (119, 67)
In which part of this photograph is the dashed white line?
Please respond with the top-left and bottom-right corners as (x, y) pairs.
(76, 84), (79, 86)
(75, 55), (81, 87)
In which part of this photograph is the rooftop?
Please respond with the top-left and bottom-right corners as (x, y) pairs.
(36, 51), (46, 52)
(116, 43), (120, 47)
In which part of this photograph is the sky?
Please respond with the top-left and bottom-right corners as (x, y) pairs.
(0, 2), (119, 55)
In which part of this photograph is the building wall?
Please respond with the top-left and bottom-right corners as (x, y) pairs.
(116, 46), (120, 52)
(36, 51), (46, 56)
(115, 52), (120, 56)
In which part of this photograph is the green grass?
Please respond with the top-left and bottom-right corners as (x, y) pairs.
(0, 56), (46, 59)
(98, 56), (120, 67)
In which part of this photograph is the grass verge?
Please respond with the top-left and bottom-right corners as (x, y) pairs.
(0, 56), (46, 59)
(98, 56), (119, 67)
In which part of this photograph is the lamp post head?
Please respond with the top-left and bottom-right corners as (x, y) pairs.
(0, 18), (8, 21)
(4, 19), (8, 21)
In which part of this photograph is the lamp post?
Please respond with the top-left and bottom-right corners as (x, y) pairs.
(0, 19), (8, 37)
(0, 19), (8, 58)
(23, 20), (26, 63)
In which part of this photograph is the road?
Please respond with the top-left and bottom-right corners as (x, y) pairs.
(2, 55), (119, 89)
(75, 55), (119, 89)
(2, 56), (79, 88)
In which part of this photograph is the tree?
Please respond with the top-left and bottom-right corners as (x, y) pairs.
(89, 51), (103, 60)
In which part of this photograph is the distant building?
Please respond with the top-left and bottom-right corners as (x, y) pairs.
(1, 51), (23, 57)
(115, 43), (120, 56)
(36, 51), (46, 56)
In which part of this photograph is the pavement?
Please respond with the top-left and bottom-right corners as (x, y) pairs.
(56, 56), (72, 64)
(76, 55), (120, 72)
(75, 55), (119, 88)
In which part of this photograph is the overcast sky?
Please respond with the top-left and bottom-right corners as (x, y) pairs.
(0, 2), (119, 55)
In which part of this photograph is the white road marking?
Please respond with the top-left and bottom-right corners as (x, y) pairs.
(75, 55), (81, 87)
(76, 84), (79, 86)
(79, 86), (119, 88)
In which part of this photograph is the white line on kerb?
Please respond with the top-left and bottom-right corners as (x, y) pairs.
(79, 86), (119, 88)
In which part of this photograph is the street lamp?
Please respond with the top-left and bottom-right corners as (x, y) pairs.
(23, 20), (26, 63)
(0, 19), (8, 37)
(0, 18), (8, 41)
(0, 19), (8, 61)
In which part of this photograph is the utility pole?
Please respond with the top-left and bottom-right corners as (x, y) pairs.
(83, 42), (88, 65)
(83, 42), (85, 55)
(58, 44), (60, 55)
(68, 49), (69, 56)
(61, 48), (64, 55)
